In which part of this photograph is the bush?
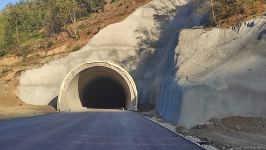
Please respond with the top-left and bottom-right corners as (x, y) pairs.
(71, 45), (81, 52)
(0, 50), (6, 57)
(111, 0), (117, 3)
(46, 41), (54, 49)
(195, 0), (266, 27)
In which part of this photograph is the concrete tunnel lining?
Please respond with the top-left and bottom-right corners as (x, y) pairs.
(58, 62), (138, 111)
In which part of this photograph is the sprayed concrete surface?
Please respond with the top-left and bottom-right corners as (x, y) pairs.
(175, 18), (266, 127)
(18, 0), (266, 127)
(0, 110), (203, 150)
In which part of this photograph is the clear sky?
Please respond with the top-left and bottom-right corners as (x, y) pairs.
(0, 0), (21, 10)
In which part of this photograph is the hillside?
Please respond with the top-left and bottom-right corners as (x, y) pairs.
(0, 0), (265, 149)
(0, 0), (150, 118)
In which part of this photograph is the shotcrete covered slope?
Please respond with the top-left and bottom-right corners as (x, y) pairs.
(18, 0), (266, 127)
(18, 0), (191, 106)
(174, 19), (266, 127)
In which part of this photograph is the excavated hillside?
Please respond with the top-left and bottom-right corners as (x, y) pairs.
(0, 0), (150, 119)
(14, 0), (266, 125)
(0, 0), (266, 149)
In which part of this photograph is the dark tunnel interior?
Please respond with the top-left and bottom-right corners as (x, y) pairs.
(79, 77), (128, 109)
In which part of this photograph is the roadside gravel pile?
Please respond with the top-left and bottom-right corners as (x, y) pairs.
(188, 117), (266, 149)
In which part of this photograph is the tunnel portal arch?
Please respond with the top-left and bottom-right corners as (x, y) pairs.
(58, 62), (138, 111)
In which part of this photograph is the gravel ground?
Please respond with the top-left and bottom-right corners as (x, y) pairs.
(142, 110), (266, 150)
(187, 116), (266, 150)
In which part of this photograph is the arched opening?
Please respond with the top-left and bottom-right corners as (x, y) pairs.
(58, 62), (137, 111)
(80, 77), (127, 109)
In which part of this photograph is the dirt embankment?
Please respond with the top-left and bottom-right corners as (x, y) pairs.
(0, 91), (55, 120)
(178, 116), (266, 149)
(143, 110), (266, 149)
(0, 0), (151, 120)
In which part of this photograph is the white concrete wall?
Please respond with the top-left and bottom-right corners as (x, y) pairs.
(175, 18), (266, 127)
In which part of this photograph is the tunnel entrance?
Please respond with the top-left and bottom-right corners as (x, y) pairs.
(58, 62), (138, 111)
(79, 77), (127, 109)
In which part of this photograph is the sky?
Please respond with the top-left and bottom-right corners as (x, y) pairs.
(0, 0), (21, 10)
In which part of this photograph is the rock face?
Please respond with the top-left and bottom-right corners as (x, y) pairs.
(18, 0), (266, 127)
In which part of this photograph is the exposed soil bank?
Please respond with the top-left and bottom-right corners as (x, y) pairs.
(143, 110), (266, 149)
(184, 116), (266, 149)
(0, 105), (55, 120)
(0, 91), (55, 120)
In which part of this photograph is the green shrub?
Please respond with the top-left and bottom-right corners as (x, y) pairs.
(111, 0), (117, 3)
(0, 49), (6, 57)
(71, 45), (81, 52)
(47, 41), (54, 48)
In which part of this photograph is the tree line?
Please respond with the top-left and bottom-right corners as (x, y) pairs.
(0, 0), (106, 56)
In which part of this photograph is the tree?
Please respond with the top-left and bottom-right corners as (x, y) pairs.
(56, 0), (80, 38)
(0, 0), (109, 54)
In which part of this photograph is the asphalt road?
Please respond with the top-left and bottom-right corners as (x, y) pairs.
(0, 110), (204, 150)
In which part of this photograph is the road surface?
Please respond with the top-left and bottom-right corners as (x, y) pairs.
(0, 110), (204, 150)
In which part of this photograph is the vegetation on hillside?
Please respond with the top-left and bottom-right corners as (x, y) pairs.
(195, 0), (266, 27)
(0, 0), (265, 57)
(0, 0), (107, 56)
